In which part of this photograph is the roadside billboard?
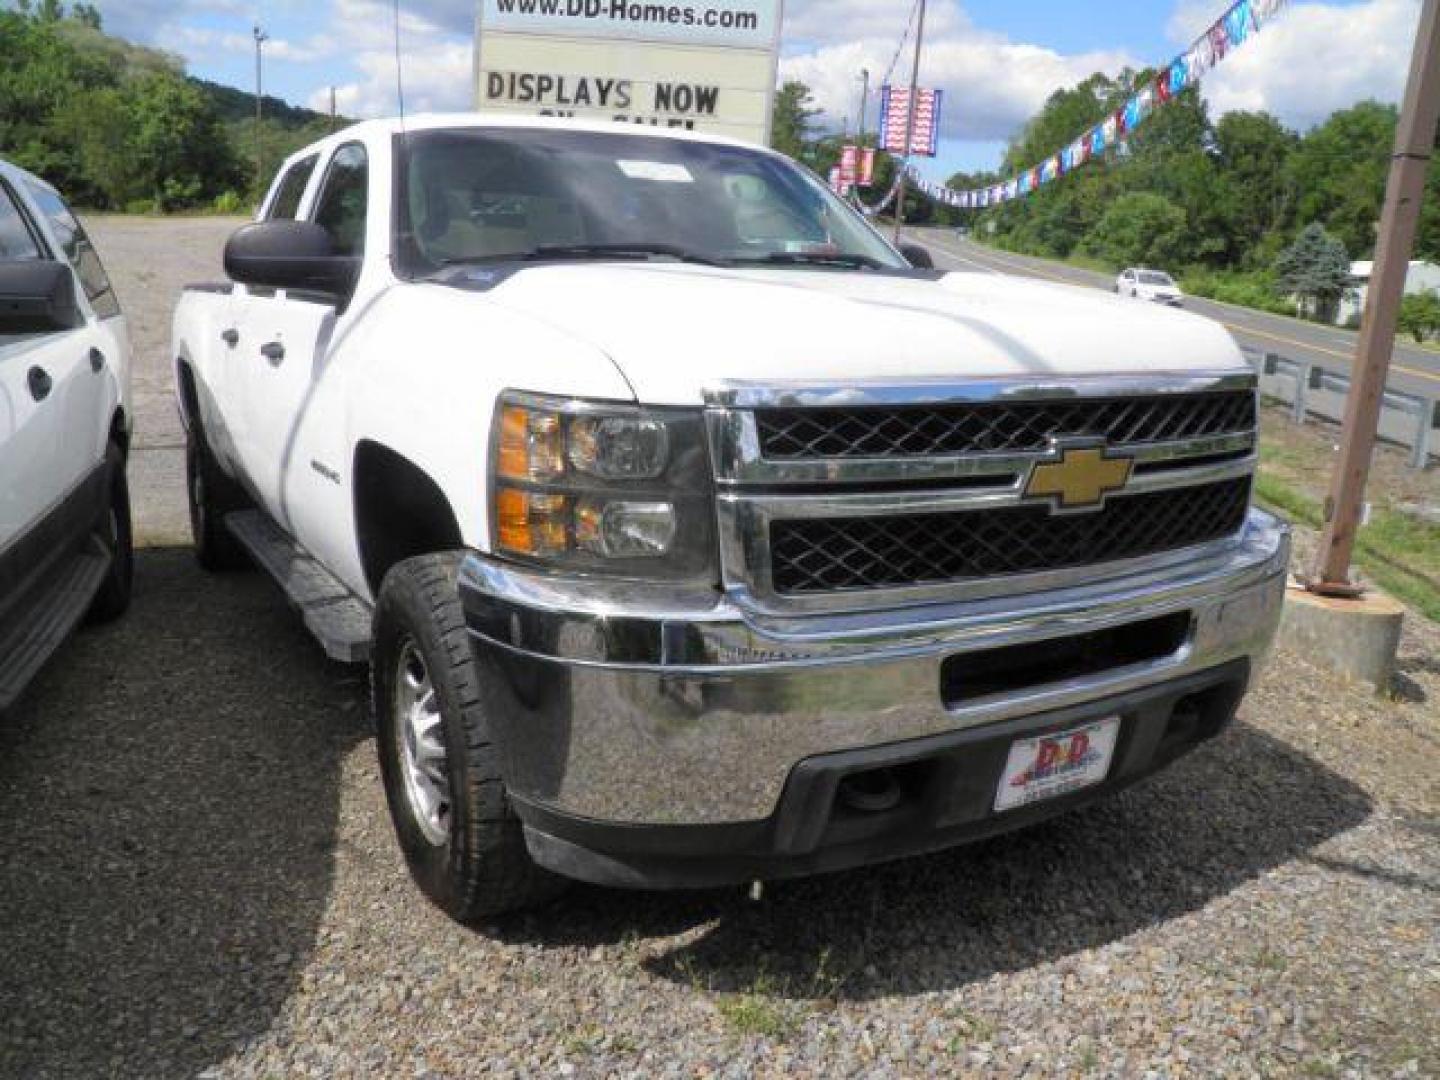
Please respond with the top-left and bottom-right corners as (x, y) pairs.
(475, 1), (785, 146)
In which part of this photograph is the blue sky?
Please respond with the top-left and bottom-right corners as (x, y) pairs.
(34, 0), (1423, 182)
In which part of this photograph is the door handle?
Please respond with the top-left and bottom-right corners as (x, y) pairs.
(260, 341), (286, 363)
(221, 328), (239, 347)
(27, 366), (52, 402)
(89, 348), (105, 373)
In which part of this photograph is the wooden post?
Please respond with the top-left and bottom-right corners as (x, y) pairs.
(892, 0), (926, 245)
(1309, 0), (1440, 594)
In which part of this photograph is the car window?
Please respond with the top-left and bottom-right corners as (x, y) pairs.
(23, 180), (120, 320)
(312, 143), (368, 258)
(267, 155), (319, 221)
(1139, 271), (1175, 286)
(0, 181), (42, 260)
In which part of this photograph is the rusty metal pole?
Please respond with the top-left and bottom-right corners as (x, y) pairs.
(1309, 0), (1440, 595)
(892, 0), (927, 245)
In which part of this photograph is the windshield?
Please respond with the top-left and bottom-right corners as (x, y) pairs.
(1139, 271), (1175, 286)
(395, 127), (907, 274)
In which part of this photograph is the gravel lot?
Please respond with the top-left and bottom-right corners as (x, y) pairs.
(0, 217), (1436, 1078)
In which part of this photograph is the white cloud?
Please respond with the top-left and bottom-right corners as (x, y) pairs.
(1183, 0), (1423, 132)
(779, 1), (1137, 142)
(305, 0), (472, 116)
(164, 26), (337, 64)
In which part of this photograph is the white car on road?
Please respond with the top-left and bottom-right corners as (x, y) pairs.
(1117, 268), (1184, 306)
(172, 115), (1286, 920)
(0, 158), (134, 712)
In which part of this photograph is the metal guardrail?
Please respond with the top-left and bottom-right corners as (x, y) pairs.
(1243, 347), (1439, 469)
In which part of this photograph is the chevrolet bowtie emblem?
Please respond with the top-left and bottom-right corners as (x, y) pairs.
(1024, 443), (1135, 511)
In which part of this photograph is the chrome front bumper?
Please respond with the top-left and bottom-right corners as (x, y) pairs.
(459, 509), (1290, 828)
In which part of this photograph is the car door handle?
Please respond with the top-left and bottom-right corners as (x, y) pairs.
(89, 348), (105, 373)
(221, 328), (239, 347)
(27, 366), (52, 402)
(261, 341), (285, 363)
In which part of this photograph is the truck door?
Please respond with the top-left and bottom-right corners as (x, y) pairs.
(229, 143), (366, 544)
(0, 178), (108, 567)
(21, 180), (127, 479)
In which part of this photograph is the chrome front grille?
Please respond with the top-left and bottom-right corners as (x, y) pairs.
(769, 477), (1252, 595)
(707, 372), (1260, 614)
(756, 391), (1256, 460)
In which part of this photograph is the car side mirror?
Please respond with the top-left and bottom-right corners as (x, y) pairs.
(898, 242), (934, 270)
(224, 220), (361, 297)
(0, 260), (84, 334)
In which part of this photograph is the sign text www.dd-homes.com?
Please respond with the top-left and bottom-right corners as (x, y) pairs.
(482, 0), (781, 49)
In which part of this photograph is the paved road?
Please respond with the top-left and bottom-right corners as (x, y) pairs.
(916, 231), (1440, 403)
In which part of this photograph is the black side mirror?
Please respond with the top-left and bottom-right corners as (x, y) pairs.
(898, 242), (935, 270)
(224, 220), (360, 297)
(0, 260), (83, 333)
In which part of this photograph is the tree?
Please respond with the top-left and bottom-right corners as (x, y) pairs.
(1398, 290), (1440, 343)
(1285, 102), (1395, 258)
(71, 2), (101, 28)
(1214, 111), (1298, 249)
(770, 81), (819, 163)
(1274, 223), (1352, 322)
(1079, 192), (1189, 269)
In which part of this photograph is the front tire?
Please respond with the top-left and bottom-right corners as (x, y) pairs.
(372, 553), (563, 921)
(87, 441), (133, 624)
(186, 421), (249, 571)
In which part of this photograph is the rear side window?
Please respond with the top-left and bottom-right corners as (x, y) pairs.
(268, 155), (319, 221)
(0, 182), (42, 260)
(312, 144), (369, 257)
(23, 180), (121, 320)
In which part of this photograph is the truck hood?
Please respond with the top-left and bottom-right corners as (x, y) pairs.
(461, 263), (1245, 406)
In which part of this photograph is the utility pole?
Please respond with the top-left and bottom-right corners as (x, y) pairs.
(253, 24), (269, 203)
(856, 68), (870, 144)
(892, 0), (927, 244)
(1308, 0), (1439, 595)
(330, 86), (338, 132)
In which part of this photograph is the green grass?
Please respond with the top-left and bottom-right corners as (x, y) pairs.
(1254, 472), (1440, 622)
(715, 992), (798, 1040)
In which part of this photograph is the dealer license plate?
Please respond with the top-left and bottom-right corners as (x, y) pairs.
(994, 717), (1121, 813)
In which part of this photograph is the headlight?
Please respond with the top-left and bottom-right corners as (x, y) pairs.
(490, 392), (716, 582)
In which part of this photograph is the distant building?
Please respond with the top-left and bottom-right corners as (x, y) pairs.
(1336, 259), (1440, 326)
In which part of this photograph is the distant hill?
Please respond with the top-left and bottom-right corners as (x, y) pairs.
(191, 76), (337, 131)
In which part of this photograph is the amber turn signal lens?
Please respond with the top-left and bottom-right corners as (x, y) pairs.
(497, 407), (531, 481)
(496, 487), (568, 556)
(497, 406), (564, 482)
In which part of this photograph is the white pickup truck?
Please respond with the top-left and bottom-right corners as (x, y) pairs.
(1, 158), (133, 712)
(173, 115), (1289, 920)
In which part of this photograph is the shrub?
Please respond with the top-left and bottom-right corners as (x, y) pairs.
(1398, 290), (1440, 343)
(212, 190), (245, 214)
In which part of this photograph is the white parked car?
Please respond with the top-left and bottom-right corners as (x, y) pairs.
(0, 158), (134, 711)
(1117, 267), (1184, 306)
(173, 115), (1286, 921)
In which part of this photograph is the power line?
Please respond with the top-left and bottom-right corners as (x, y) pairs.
(880, 0), (921, 89)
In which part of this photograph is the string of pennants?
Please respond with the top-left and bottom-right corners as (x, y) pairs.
(925, 0), (1290, 211)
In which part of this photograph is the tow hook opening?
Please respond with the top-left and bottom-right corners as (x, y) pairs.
(837, 767), (905, 813)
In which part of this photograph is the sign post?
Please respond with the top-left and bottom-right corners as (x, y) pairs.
(474, 1), (785, 147)
(1308, 0), (1439, 595)
(892, 0), (927, 244)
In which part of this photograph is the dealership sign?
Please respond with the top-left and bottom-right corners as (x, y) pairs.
(475, 1), (784, 145)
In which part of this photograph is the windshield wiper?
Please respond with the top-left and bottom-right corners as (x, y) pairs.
(737, 251), (886, 271)
(438, 243), (728, 268)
